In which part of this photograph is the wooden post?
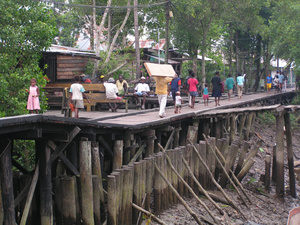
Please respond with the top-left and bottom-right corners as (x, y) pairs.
(206, 138), (216, 189)
(91, 141), (105, 223)
(275, 110), (285, 198)
(0, 138), (16, 225)
(113, 140), (123, 171)
(177, 147), (185, 195)
(237, 158), (255, 182)
(173, 126), (181, 148)
(219, 144), (239, 188)
(244, 112), (254, 140)
(61, 177), (77, 225)
(38, 140), (53, 225)
(153, 153), (163, 214)
(144, 157), (155, 211)
(198, 141), (207, 188)
(145, 130), (155, 157)
(179, 122), (188, 146)
(79, 139), (94, 225)
(133, 162), (142, 223)
(123, 166), (134, 225)
(0, 179), (3, 225)
(124, 132), (132, 164)
(107, 175), (117, 225)
(229, 114), (236, 145)
(272, 145), (277, 182)
(284, 112), (297, 198)
(154, 129), (162, 153)
(92, 176), (101, 225)
(238, 114), (246, 140)
(53, 178), (62, 225)
(265, 154), (271, 192)
(235, 141), (250, 176)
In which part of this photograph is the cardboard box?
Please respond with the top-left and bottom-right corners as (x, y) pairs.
(144, 62), (176, 77)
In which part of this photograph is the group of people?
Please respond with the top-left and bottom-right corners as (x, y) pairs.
(266, 71), (287, 94)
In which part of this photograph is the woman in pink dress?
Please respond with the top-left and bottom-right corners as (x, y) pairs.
(26, 78), (40, 114)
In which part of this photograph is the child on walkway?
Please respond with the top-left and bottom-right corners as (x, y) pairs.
(26, 78), (40, 114)
(175, 91), (182, 113)
(69, 75), (90, 118)
(202, 83), (209, 106)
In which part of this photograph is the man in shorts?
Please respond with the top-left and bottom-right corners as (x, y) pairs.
(225, 74), (235, 101)
(134, 76), (150, 109)
(266, 74), (272, 93)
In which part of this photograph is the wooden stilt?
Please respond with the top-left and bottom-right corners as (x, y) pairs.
(91, 141), (106, 223)
(244, 112), (254, 141)
(0, 138), (16, 225)
(243, 145), (259, 166)
(237, 158), (255, 182)
(132, 203), (167, 225)
(265, 154), (271, 192)
(133, 162), (142, 223)
(124, 132), (132, 164)
(144, 157), (155, 211)
(39, 140), (53, 225)
(275, 110), (285, 198)
(61, 176), (77, 225)
(154, 129), (162, 153)
(198, 141), (207, 188)
(235, 141), (250, 176)
(107, 175), (117, 225)
(153, 153), (163, 214)
(238, 114), (247, 140)
(219, 144), (238, 188)
(0, 178), (3, 225)
(145, 130), (155, 157)
(92, 175), (101, 225)
(113, 140), (123, 171)
(284, 112), (297, 198)
(187, 139), (246, 220)
(79, 139), (94, 225)
(121, 166), (134, 225)
(230, 115), (237, 144)
(272, 144), (277, 182)
(154, 163), (204, 225)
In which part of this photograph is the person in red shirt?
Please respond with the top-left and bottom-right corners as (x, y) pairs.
(187, 72), (199, 108)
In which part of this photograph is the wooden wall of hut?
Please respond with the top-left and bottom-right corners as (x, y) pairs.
(56, 55), (89, 80)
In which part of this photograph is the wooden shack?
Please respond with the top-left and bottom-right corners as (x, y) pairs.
(41, 45), (101, 83)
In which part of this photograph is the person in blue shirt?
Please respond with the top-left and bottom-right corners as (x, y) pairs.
(266, 74), (273, 93)
(236, 73), (245, 99)
(225, 74), (235, 101)
(278, 71), (284, 92)
(202, 83), (209, 106)
(169, 74), (181, 104)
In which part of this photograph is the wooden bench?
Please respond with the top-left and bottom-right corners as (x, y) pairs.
(45, 83), (128, 113)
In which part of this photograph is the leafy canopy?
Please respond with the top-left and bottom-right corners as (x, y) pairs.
(0, 0), (56, 116)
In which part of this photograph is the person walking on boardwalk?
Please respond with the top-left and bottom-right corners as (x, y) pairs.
(174, 91), (182, 113)
(26, 78), (40, 114)
(266, 73), (273, 93)
(154, 75), (173, 118)
(169, 73), (181, 105)
(69, 75), (90, 118)
(278, 71), (284, 92)
(202, 83), (209, 106)
(115, 75), (128, 95)
(273, 75), (279, 94)
(134, 76), (150, 109)
(187, 72), (199, 108)
(211, 71), (222, 106)
(225, 74), (235, 101)
(236, 73), (245, 99)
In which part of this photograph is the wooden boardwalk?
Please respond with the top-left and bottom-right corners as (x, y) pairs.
(44, 88), (295, 129)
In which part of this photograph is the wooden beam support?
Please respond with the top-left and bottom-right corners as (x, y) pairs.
(98, 135), (114, 157)
(50, 126), (81, 163)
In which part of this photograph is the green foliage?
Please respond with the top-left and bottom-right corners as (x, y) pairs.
(13, 140), (36, 171)
(258, 111), (275, 125)
(0, 0), (56, 116)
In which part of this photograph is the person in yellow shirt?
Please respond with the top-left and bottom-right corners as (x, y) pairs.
(154, 75), (173, 118)
(115, 75), (128, 95)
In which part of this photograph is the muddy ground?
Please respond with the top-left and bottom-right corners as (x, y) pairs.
(145, 115), (300, 225)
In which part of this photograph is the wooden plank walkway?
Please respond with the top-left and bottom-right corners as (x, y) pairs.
(43, 88), (296, 130)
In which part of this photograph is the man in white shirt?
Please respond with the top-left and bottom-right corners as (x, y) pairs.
(104, 77), (122, 112)
(134, 76), (150, 109)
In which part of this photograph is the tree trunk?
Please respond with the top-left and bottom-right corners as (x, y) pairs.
(104, 0), (131, 65)
(164, 2), (170, 65)
(134, 0), (141, 79)
(254, 34), (262, 91)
